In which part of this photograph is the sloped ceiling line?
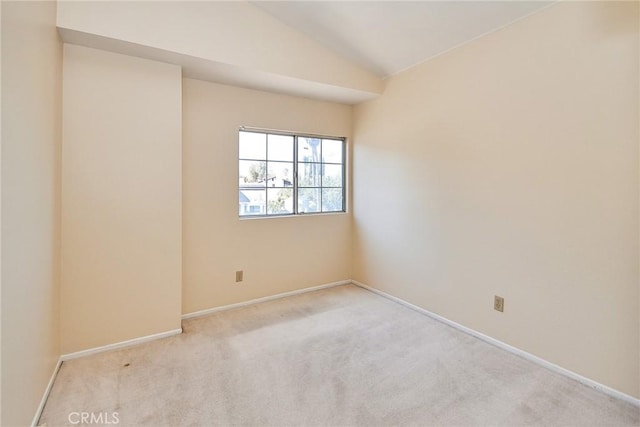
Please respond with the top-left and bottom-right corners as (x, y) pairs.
(57, 1), (553, 104)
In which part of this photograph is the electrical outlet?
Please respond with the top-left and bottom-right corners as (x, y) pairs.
(494, 295), (504, 312)
(235, 271), (243, 283)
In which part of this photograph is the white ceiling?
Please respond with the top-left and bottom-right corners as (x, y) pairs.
(252, 1), (554, 78)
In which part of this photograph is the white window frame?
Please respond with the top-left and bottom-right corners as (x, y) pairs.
(238, 127), (346, 218)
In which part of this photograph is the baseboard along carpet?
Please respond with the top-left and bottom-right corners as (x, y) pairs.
(39, 284), (639, 426)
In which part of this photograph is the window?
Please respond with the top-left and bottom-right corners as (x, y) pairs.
(239, 129), (345, 217)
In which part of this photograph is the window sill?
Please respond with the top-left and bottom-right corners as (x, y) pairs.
(238, 211), (348, 221)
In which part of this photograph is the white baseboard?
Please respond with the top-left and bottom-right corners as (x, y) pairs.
(32, 356), (62, 427)
(60, 328), (183, 361)
(182, 280), (351, 320)
(36, 278), (637, 426)
(351, 280), (640, 408)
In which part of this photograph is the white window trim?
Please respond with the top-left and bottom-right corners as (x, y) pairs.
(238, 127), (347, 218)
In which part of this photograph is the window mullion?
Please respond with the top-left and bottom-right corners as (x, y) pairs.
(293, 136), (298, 214)
(265, 134), (269, 216)
(239, 130), (345, 217)
(319, 139), (323, 212)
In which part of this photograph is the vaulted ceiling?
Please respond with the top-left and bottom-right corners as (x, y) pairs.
(253, 1), (554, 78)
(57, 1), (554, 103)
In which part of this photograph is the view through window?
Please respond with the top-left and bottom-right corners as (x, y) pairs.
(239, 129), (345, 217)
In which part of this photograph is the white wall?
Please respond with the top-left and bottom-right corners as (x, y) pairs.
(2, 2), (637, 421)
(56, 1), (382, 102)
(353, 1), (639, 398)
(182, 79), (352, 314)
(1, 3), (4, 422)
(1, 1), (62, 425)
(61, 45), (182, 354)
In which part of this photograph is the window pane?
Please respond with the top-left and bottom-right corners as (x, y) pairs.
(322, 164), (343, 187)
(322, 188), (343, 212)
(298, 137), (321, 162)
(267, 162), (294, 188)
(298, 188), (321, 213)
(239, 130), (345, 217)
(298, 162), (322, 187)
(239, 131), (266, 160)
(267, 188), (293, 215)
(267, 134), (293, 161)
(239, 189), (266, 216)
(322, 139), (343, 163)
(239, 160), (266, 185)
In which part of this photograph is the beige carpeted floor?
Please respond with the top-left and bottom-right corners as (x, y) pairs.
(40, 284), (639, 426)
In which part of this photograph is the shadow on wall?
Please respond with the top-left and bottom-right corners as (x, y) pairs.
(591, 1), (638, 37)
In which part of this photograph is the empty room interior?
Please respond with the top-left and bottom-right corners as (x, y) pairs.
(2, 0), (639, 426)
